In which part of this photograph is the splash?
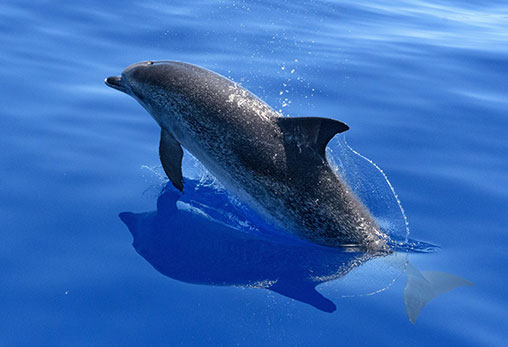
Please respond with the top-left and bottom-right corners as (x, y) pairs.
(327, 134), (410, 247)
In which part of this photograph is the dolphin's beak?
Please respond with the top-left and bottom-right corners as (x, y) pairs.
(105, 76), (128, 93)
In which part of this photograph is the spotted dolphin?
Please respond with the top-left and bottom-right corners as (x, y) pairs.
(105, 61), (388, 252)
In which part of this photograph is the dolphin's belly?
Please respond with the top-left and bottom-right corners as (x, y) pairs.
(182, 138), (290, 229)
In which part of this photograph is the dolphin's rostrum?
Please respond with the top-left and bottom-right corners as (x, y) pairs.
(106, 61), (388, 252)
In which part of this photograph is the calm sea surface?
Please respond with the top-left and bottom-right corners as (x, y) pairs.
(1, 0), (507, 346)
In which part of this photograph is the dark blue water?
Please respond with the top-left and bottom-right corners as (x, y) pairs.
(2, 1), (507, 345)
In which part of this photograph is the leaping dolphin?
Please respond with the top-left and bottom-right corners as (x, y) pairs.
(105, 61), (387, 252)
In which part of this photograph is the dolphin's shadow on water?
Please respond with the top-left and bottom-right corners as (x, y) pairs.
(120, 181), (374, 313)
(120, 180), (472, 322)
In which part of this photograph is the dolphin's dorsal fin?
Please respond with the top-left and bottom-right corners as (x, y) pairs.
(270, 280), (337, 313)
(159, 129), (184, 191)
(277, 117), (349, 160)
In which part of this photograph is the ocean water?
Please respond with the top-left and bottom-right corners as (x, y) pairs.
(1, 0), (508, 346)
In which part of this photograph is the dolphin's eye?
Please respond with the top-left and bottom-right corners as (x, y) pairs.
(147, 61), (154, 65)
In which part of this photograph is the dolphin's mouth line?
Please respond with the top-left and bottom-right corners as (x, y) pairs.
(105, 76), (128, 93)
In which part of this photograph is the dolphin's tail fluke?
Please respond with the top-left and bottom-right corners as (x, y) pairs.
(403, 264), (473, 323)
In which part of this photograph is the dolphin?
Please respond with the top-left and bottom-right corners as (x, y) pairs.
(106, 61), (387, 252)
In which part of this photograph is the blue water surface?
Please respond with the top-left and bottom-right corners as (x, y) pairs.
(1, 0), (508, 346)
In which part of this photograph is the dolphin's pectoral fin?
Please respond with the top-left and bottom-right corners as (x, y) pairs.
(404, 266), (473, 324)
(277, 117), (349, 160)
(269, 281), (337, 313)
(159, 129), (184, 192)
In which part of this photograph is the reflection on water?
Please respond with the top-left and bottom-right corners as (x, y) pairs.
(120, 182), (377, 313)
(120, 180), (472, 322)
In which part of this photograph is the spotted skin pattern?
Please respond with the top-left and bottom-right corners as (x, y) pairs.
(106, 61), (388, 253)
